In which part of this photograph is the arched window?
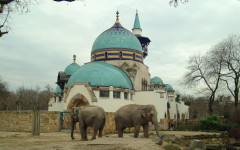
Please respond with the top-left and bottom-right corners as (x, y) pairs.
(94, 54), (96, 60)
(105, 52), (108, 59)
(133, 53), (135, 60)
(119, 52), (122, 59)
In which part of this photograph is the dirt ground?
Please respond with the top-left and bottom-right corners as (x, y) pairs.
(0, 130), (220, 150)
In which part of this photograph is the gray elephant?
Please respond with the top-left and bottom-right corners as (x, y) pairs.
(114, 104), (161, 138)
(71, 106), (106, 141)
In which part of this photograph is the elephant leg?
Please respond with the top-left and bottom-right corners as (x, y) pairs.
(134, 125), (141, 138)
(99, 128), (103, 137)
(117, 127), (125, 138)
(80, 125), (88, 141)
(98, 121), (105, 138)
(91, 128), (98, 140)
(143, 124), (149, 138)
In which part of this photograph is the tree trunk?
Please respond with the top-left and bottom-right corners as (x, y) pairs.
(209, 94), (215, 114)
(234, 79), (239, 107)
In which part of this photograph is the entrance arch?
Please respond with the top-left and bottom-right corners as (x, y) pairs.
(67, 94), (90, 111)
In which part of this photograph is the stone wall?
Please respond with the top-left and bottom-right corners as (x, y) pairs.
(104, 112), (116, 133)
(0, 111), (60, 132)
(0, 111), (162, 133)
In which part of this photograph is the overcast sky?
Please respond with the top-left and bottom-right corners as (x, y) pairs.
(0, 0), (240, 94)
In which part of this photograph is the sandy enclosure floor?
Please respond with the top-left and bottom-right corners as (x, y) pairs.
(0, 131), (220, 150)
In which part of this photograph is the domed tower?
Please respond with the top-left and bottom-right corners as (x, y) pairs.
(91, 11), (143, 63)
(90, 11), (151, 91)
(57, 55), (80, 90)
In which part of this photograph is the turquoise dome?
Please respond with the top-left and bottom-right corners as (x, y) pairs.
(165, 84), (173, 90)
(64, 63), (80, 76)
(55, 85), (61, 94)
(150, 76), (163, 84)
(66, 61), (133, 89)
(91, 23), (142, 53)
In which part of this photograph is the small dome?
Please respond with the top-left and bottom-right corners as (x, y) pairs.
(150, 76), (163, 84)
(64, 63), (80, 76)
(55, 85), (62, 94)
(91, 23), (142, 53)
(66, 61), (133, 89)
(165, 84), (173, 90)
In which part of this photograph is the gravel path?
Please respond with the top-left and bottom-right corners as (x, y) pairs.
(0, 131), (220, 150)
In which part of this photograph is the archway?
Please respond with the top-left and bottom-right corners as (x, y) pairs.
(67, 94), (90, 111)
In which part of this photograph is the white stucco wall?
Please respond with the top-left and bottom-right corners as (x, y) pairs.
(92, 90), (134, 112)
(53, 84), (135, 112)
(64, 85), (93, 109)
(48, 97), (64, 111)
(134, 91), (168, 121)
(176, 101), (189, 119)
(48, 85), (189, 120)
(169, 101), (189, 120)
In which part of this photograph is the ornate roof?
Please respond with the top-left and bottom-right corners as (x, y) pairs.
(64, 63), (80, 76)
(91, 12), (142, 53)
(54, 85), (62, 94)
(165, 84), (173, 90)
(66, 61), (133, 89)
(150, 76), (164, 84)
(133, 10), (141, 29)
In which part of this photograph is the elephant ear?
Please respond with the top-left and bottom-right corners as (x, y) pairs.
(72, 107), (79, 115)
(140, 106), (148, 118)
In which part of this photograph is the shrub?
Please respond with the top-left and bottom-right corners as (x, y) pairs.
(219, 123), (240, 131)
(199, 113), (222, 131)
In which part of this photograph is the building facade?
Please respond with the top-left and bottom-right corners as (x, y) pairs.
(48, 11), (189, 128)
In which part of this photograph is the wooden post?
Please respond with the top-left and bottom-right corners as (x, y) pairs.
(32, 105), (40, 136)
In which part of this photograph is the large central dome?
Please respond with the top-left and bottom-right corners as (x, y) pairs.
(91, 23), (142, 53)
(66, 61), (133, 89)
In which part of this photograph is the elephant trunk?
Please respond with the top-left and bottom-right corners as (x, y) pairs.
(71, 118), (75, 140)
(152, 116), (161, 138)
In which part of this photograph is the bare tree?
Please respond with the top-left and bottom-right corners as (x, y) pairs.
(213, 95), (234, 118)
(169, 0), (189, 7)
(215, 35), (240, 108)
(38, 84), (53, 110)
(188, 97), (208, 119)
(0, 0), (38, 37)
(0, 76), (10, 110)
(183, 48), (224, 113)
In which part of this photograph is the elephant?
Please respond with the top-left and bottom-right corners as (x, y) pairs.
(114, 104), (161, 138)
(71, 106), (106, 141)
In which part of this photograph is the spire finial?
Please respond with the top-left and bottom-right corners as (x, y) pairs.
(73, 54), (76, 63)
(115, 11), (120, 23)
(136, 9), (138, 14)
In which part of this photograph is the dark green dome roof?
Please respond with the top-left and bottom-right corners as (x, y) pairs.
(64, 63), (80, 76)
(91, 23), (142, 53)
(66, 61), (133, 89)
(165, 84), (173, 90)
(150, 76), (163, 84)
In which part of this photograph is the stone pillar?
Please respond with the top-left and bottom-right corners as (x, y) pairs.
(109, 86), (113, 100)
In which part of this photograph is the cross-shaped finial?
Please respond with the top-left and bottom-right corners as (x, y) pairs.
(115, 11), (120, 23)
(73, 54), (76, 63)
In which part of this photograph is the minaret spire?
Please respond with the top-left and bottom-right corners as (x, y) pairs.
(132, 9), (142, 35)
(115, 11), (120, 24)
